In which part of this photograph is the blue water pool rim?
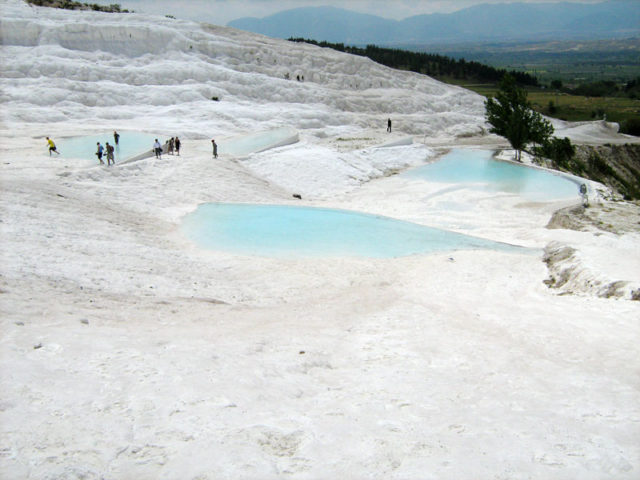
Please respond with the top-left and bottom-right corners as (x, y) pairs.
(403, 148), (584, 201)
(181, 202), (536, 259)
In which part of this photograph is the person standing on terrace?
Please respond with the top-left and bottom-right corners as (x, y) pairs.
(153, 139), (162, 158)
(211, 139), (218, 158)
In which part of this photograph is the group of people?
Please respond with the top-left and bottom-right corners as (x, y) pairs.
(95, 131), (121, 166)
(284, 73), (305, 82)
(45, 131), (121, 164)
(46, 132), (185, 163)
(169, 137), (181, 156)
(48, 120), (394, 165)
(95, 141), (115, 166)
(153, 137), (181, 158)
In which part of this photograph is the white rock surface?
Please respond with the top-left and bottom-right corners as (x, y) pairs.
(1, 1), (639, 479)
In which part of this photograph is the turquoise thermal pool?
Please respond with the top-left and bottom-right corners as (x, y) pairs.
(403, 149), (580, 201)
(220, 127), (298, 157)
(56, 132), (159, 162)
(181, 203), (528, 258)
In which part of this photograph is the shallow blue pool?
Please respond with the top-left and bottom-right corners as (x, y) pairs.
(56, 131), (160, 162)
(403, 149), (580, 201)
(220, 127), (298, 157)
(182, 203), (529, 258)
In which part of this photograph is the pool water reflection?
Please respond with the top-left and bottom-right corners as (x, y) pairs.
(403, 149), (580, 201)
(56, 131), (159, 163)
(181, 203), (529, 258)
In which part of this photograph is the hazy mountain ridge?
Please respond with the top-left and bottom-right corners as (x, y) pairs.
(228, 1), (640, 45)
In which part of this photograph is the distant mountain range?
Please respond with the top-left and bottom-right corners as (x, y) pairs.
(227, 1), (640, 46)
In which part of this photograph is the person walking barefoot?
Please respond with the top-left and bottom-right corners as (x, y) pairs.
(106, 142), (115, 166)
(96, 142), (104, 164)
(46, 137), (60, 155)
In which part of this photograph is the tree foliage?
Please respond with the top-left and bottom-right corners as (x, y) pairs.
(288, 38), (539, 86)
(534, 137), (576, 169)
(554, 77), (640, 100)
(27, 0), (130, 12)
(485, 74), (553, 161)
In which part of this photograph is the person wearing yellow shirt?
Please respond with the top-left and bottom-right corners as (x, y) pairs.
(46, 137), (60, 156)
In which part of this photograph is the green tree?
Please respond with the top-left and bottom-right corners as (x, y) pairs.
(485, 74), (553, 161)
(550, 79), (563, 90)
(534, 136), (575, 169)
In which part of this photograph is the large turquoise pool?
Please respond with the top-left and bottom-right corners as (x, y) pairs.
(403, 149), (580, 201)
(56, 131), (160, 163)
(181, 203), (528, 258)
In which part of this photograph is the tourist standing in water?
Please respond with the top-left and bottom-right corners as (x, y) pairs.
(96, 142), (104, 164)
(168, 137), (175, 155)
(174, 137), (181, 156)
(153, 139), (162, 158)
(113, 130), (120, 146)
(211, 139), (218, 158)
(106, 142), (115, 166)
(387, 118), (392, 132)
(46, 137), (60, 155)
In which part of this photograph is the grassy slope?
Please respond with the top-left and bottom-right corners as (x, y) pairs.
(435, 38), (640, 128)
(448, 80), (640, 128)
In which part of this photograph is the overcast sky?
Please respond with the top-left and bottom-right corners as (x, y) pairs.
(106, 0), (606, 25)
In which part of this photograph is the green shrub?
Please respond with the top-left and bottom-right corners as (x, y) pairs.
(534, 136), (575, 169)
(588, 152), (615, 177)
(620, 117), (640, 137)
